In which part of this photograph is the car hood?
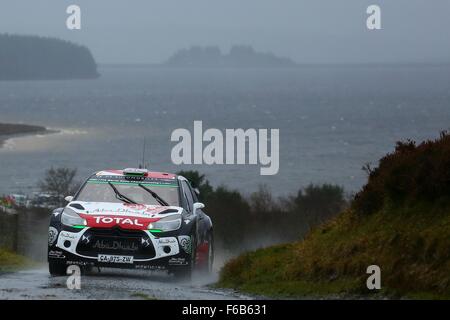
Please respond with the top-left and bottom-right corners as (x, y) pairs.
(65, 201), (183, 230)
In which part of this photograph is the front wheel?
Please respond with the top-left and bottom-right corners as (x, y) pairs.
(172, 266), (193, 281)
(48, 261), (67, 276)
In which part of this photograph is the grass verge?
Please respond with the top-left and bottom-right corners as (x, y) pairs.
(0, 248), (33, 273)
(218, 203), (450, 299)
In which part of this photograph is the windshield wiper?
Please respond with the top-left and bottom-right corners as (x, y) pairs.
(108, 181), (138, 204)
(138, 184), (169, 206)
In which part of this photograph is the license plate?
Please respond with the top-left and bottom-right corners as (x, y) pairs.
(97, 254), (134, 264)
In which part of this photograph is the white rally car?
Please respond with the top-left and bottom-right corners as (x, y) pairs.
(47, 168), (214, 280)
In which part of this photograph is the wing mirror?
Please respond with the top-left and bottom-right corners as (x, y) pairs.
(64, 196), (74, 202)
(193, 202), (205, 213)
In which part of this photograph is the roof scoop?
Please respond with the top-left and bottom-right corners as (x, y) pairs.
(123, 168), (148, 176)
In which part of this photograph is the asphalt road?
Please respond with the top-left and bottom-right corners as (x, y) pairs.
(0, 267), (254, 300)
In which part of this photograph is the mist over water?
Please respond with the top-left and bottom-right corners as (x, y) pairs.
(1, 65), (450, 196)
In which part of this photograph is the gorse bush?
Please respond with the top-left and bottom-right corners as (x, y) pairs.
(353, 132), (450, 214)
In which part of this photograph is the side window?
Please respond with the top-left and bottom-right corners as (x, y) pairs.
(187, 181), (199, 203)
(181, 181), (194, 213)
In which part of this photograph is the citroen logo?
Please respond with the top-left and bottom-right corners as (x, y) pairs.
(141, 238), (151, 247)
(81, 235), (91, 244)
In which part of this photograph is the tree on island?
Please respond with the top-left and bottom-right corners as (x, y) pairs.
(164, 45), (296, 68)
(0, 34), (99, 80)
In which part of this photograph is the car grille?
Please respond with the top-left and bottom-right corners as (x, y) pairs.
(76, 228), (155, 259)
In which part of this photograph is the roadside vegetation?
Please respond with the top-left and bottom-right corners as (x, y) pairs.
(177, 171), (347, 253)
(0, 248), (32, 272)
(218, 132), (450, 299)
(1, 166), (346, 265)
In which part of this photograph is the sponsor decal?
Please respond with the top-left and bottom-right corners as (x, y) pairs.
(178, 236), (192, 254)
(60, 231), (77, 239)
(89, 207), (146, 215)
(93, 240), (139, 251)
(123, 203), (146, 210)
(168, 257), (187, 265)
(88, 175), (177, 186)
(82, 204), (170, 216)
(48, 227), (59, 245)
(157, 238), (177, 245)
(48, 250), (65, 259)
(135, 265), (166, 270)
(66, 260), (91, 266)
(94, 216), (143, 226)
(81, 214), (160, 230)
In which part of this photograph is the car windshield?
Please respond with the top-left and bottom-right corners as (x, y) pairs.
(76, 180), (180, 206)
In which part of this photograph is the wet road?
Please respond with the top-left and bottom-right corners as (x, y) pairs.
(0, 267), (254, 300)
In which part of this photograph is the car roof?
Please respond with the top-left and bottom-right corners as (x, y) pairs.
(96, 169), (177, 180)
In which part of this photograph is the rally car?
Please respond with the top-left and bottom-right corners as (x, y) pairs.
(47, 168), (214, 280)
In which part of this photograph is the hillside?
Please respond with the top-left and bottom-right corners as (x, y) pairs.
(218, 132), (450, 299)
(0, 34), (98, 80)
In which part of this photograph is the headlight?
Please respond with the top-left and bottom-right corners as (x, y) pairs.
(148, 214), (181, 232)
(61, 208), (87, 227)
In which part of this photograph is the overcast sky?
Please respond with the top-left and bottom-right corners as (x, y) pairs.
(0, 0), (449, 64)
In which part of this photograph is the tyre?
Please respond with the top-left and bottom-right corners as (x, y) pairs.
(48, 261), (67, 276)
(197, 232), (214, 274)
(172, 265), (193, 281)
(82, 265), (93, 275)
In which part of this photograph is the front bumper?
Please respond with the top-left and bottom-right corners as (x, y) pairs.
(48, 227), (192, 270)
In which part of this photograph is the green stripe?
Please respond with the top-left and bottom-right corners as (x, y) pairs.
(87, 180), (178, 188)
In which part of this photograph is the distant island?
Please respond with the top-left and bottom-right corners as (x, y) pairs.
(163, 45), (297, 68)
(0, 123), (53, 148)
(0, 34), (99, 80)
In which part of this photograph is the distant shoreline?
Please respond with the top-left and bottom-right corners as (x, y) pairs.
(0, 123), (56, 148)
(97, 62), (450, 71)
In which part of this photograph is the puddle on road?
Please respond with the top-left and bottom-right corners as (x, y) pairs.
(0, 268), (255, 300)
